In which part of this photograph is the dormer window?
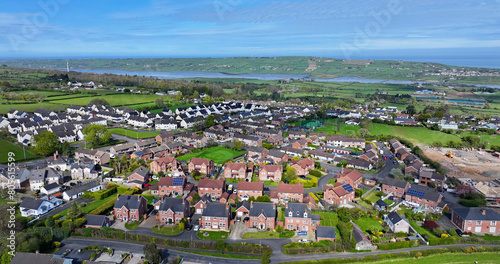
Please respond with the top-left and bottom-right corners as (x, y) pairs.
(303, 212), (308, 218)
(288, 211), (292, 217)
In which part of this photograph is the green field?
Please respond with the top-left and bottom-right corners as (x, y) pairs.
(109, 128), (160, 139)
(359, 252), (500, 264)
(314, 119), (462, 146)
(177, 146), (247, 164)
(0, 103), (67, 114)
(0, 139), (38, 163)
(314, 212), (339, 227)
(51, 93), (161, 107)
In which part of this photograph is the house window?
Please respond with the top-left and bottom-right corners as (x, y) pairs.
(477, 221), (482, 225)
(492, 221), (497, 226)
(303, 219), (308, 224)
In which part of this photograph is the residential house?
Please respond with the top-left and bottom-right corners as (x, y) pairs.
(237, 181), (264, 200)
(375, 199), (388, 211)
(404, 185), (445, 212)
(85, 214), (111, 229)
(19, 197), (62, 217)
(309, 149), (336, 162)
(279, 146), (307, 157)
(199, 203), (231, 231)
(150, 176), (186, 196)
(74, 148), (110, 165)
(385, 212), (410, 233)
(113, 195), (148, 222)
(247, 146), (268, 163)
(62, 181), (102, 201)
(40, 182), (60, 195)
(70, 160), (98, 180)
(336, 169), (363, 188)
(156, 132), (174, 144)
(233, 133), (263, 147)
(243, 201), (277, 230)
(188, 158), (214, 175)
(0, 167), (29, 190)
(224, 162), (247, 179)
(352, 221), (377, 250)
(153, 197), (190, 224)
(10, 253), (69, 264)
(418, 171), (446, 189)
(259, 165), (283, 182)
(277, 182), (304, 203)
(197, 177), (225, 199)
(291, 138), (309, 149)
(451, 207), (500, 235)
(150, 156), (180, 174)
(193, 195), (211, 214)
(125, 166), (150, 189)
(323, 182), (355, 206)
(288, 131), (307, 139)
(291, 158), (315, 176)
(284, 203), (319, 232)
(381, 178), (410, 198)
(266, 149), (288, 164)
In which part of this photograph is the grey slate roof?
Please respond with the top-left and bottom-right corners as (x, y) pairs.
(201, 203), (231, 218)
(382, 177), (409, 189)
(158, 197), (186, 213)
(64, 181), (100, 197)
(387, 212), (404, 225)
(285, 203), (311, 219)
(113, 195), (146, 210)
(42, 182), (60, 191)
(316, 226), (336, 239)
(453, 207), (500, 221)
(85, 214), (109, 227)
(19, 197), (44, 210)
(248, 202), (276, 218)
(407, 184), (441, 202)
(10, 252), (66, 264)
(130, 166), (150, 177)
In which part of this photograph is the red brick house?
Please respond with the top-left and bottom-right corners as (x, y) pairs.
(288, 131), (307, 139)
(404, 185), (445, 212)
(336, 169), (363, 188)
(291, 158), (314, 176)
(405, 159), (423, 176)
(291, 138), (309, 149)
(277, 182), (304, 203)
(193, 195), (211, 214)
(284, 203), (319, 232)
(418, 171), (446, 189)
(125, 166), (150, 189)
(223, 162), (247, 179)
(247, 147), (268, 163)
(238, 201), (276, 230)
(163, 142), (186, 155)
(113, 195), (148, 222)
(451, 207), (500, 235)
(199, 203), (231, 231)
(237, 181), (264, 200)
(150, 156), (180, 174)
(259, 165), (283, 182)
(266, 149), (288, 164)
(197, 177), (225, 199)
(153, 197), (190, 224)
(188, 158), (214, 175)
(382, 178), (410, 198)
(156, 132), (174, 144)
(323, 183), (355, 206)
(150, 176), (186, 196)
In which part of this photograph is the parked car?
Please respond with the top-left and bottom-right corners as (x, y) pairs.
(297, 231), (307, 236)
(455, 229), (464, 237)
(193, 225), (199, 232)
(298, 239), (308, 243)
(236, 216), (241, 221)
(243, 217), (250, 223)
(393, 160), (398, 165)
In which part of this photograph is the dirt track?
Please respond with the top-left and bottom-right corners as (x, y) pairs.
(422, 146), (500, 181)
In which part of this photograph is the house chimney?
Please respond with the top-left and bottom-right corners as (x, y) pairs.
(137, 195), (140, 201)
(251, 201), (253, 208)
(54, 151), (58, 160)
(273, 203), (276, 210)
(225, 203), (229, 210)
(481, 209), (486, 215)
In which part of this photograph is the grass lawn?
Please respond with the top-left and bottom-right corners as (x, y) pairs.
(314, 212), (339, 227)
(53, 93), (161, 107)
(197, 230), (229, 240)
(152, 226), (183, 236)
(81, 195), (117, 214)
(124, 221), (141, 230)
(353, 217), (383, 234)
(350, 252), (500, 264)
(409, 220), (436, 238)
(242, 230), (294, 239)
(475, 234), (500, 241)
(358, 199), (373, 210)
(0, 139), (38, 163)
(177, 250), (261, 259)
(0, 102), (67, 114)
(177, 146), (247, 164)
(142, 195), (157, 205)
(109, 128), (159, 139)
(226, 178), (243, 183)
(264, 180), (278, 186)
(383, 199), (394, 206)
(364, 191), (382, 204)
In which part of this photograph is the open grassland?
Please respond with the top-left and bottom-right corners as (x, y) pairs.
(0, 103), (67, 114)
(51, 93), (161, 106)
(0, 139), (38, 163)
(177, 146), (247, 164)
(109, 128), (159, 139)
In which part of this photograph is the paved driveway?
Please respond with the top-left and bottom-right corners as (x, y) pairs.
(139, 215), (158, 228)
(228, 221), (256, 240)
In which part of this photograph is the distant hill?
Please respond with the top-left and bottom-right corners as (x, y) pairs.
(2, 57), (500, 85)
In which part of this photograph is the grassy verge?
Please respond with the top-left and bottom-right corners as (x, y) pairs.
(152, 226), (183, 236)
(125, 221), (141, 230)
(177, 250), (261, 259)
(197, 230), (229, 240)
(242, 231), (294, 239)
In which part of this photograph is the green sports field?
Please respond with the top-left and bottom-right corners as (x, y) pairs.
(177, 146), (247, 164)
(109, 128), (159, 139)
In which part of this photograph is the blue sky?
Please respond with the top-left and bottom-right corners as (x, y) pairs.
(2, 0), (500, 63)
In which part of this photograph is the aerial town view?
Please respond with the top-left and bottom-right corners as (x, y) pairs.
(1, 1), (500, 264)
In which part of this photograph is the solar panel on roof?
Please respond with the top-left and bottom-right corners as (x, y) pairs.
(407, 189), (425, 197)
(172, 177), (184, 185)
(342, 184), (353, 193)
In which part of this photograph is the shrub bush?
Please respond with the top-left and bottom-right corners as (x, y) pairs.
(308, 169), (322, 177)
(377, 240), (418, 250)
